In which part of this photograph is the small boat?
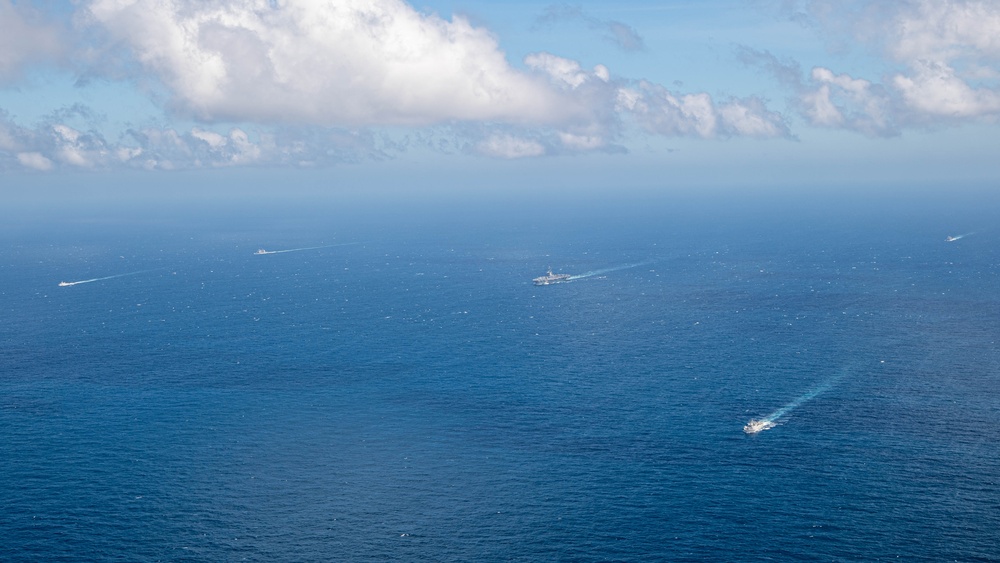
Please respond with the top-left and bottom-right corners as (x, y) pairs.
(743, 418), (775, 434)
(254, 249), (271, 255)
(58, 281), (72, 287)
(533, 268), (572, 285)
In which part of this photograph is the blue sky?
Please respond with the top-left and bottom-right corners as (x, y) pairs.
(2, 0), (999, 191)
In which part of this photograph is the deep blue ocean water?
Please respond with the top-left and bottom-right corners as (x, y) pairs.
(2, 190), (999, 561)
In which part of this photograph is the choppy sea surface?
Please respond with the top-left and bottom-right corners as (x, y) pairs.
(2, 190), (998, 561)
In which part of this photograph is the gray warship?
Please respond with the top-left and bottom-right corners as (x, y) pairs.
(533, 268), (572, 285)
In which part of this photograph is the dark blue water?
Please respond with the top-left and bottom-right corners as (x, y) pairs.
(2, 190), (999, 561)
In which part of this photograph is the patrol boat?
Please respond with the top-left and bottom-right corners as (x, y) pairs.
(743, 418), (775, 434)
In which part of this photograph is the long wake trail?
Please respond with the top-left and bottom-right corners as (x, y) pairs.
(59, 269), (159, 287)
(567, 260), (655, 281)
(255, 243), (358, 255)
(744, 370), (848, 434)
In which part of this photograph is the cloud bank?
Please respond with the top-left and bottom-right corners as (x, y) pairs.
(0, 108), (404, 171)
(22, 0), (1000, 170)
(81, 0), (764, 141)
(0, 0), (792, 171)
(752, 0), (1000, 135)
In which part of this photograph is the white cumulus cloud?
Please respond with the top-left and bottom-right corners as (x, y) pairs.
(617, 82), (788, 139)
(888, 0), (1000, 63)
(71, 0), (787, 162)
(81, 0), (583, 127)
(887, 1), (1000, 121)
(525, 53), (592, 89)
(763, 0), (1000, 131)
(800, 67), (894, 135)
(893, 59), (1000, 118)
(2, 0), (795, 171)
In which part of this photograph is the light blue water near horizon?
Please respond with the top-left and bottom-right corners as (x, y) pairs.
(2, 189), (999, 561)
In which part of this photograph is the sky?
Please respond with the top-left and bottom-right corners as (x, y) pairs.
(2, 0), (999, 194)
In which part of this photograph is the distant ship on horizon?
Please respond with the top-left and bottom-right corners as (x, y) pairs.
(533, 268), (572, 286)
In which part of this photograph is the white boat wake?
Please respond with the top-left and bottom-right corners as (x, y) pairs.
(744, 371), (846, 434)
(945, 232), (974, 242)
(567, 260), (654, 281)
(58, 269), (157, 287)
(255, 243), (357, 255)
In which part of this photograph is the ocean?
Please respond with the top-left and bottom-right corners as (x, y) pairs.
(2, 188), (998, 561)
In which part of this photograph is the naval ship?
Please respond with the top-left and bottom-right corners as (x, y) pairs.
(533, 268), (572, 286)
(743, 418), (775, 434)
